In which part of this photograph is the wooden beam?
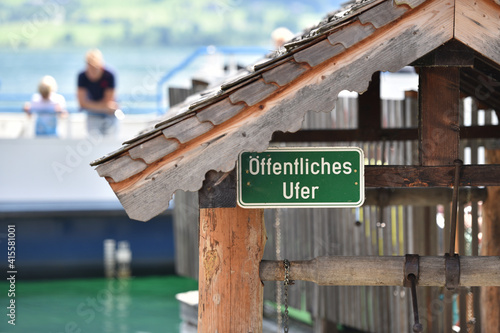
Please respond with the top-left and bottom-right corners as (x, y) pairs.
(260, 256), (500, 286)
(270, 125), (500, 142)
(198, 170), (266, 332)
(272, 128), (416, 142)
(460, 125), (500, 140)
(418, 67), (460, 165)
(454, 0), (500, 128)
(455, 0), (500, 65)
(411, 39), (474, 67)
(365, 164), (500, 187)
(363, 187), (487, 206)
(460, 54), (500, 113)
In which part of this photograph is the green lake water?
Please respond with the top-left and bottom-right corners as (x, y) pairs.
(1, 276), (198, 333)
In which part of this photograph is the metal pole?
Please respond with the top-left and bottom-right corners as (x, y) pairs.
(449, 159), (463, 255)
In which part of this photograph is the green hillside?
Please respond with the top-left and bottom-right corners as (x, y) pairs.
(0, 0), (341, 49)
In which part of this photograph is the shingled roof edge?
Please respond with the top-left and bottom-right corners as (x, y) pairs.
(90, 0), (412, 167)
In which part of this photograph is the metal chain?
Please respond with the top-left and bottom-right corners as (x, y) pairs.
(275, 209), (282, 333)
(283, 259), (290, 333)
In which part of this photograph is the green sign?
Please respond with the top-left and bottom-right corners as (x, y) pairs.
(237, 147), (364, 208)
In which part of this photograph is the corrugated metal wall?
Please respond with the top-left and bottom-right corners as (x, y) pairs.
(263, 95), (415, 333)
(174, 93), (496, 333)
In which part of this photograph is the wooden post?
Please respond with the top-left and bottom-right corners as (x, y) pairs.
(198, 170), (266, 333)
(417, 66), (460, 331)
(481, 148), (500, 333)
(418, 67), (460, 166)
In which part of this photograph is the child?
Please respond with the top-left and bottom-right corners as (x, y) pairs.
(24, 75), (67, 136)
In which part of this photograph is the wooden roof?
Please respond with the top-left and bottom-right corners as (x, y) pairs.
(91, 0), (500, 221)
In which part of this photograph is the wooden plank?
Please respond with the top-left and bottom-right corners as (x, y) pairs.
(196, 98), (245, 126)
(162, 115), (213, 144)
(418, 67), (460, 166)
(198, 171), (265, 332)
(359, 0), (409, 29)
(96, 155), (147, 183)
(471, 201), (481, 332)
(460, 125), (500, 139)
(294, 39), (345, 67)
(272, 128), (417, 142)
(105, 0), (455, 222)
(271, 125), (500, 143)
(460, 67), (500, 114)
(480, 149), (500, 332)
(365, 164), (500, 187)
(469, 109), (482, 331)
(458, 203), (467, 333)
(228, 78), (278, 107)
(364, 205), (376, 331)
(411, 206), (426, 330)
(261, 60), (307, 87)
(128, 135), (179, 164)
(455, 0), (500, 65)
(173, 190), (199, 279)
(327, 20), (375, 49)
(260, 256), (500, 286)
(425, 206), (439, 333)
(364, 187), (487, 206)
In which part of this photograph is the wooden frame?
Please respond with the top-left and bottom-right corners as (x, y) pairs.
(90, 0), (500, 331)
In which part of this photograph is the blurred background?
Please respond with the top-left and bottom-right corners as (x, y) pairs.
(0, 1), (347, 332)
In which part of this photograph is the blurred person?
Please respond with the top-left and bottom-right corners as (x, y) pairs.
(77, 49), (119, 136)
(24, 75), (67, 137)
(271, 27), (295, 49)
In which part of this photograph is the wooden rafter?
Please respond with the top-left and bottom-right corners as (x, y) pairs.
(455, 0), (500, 66)
(271, 125), (500, 143)
(365, 165), (500, 187)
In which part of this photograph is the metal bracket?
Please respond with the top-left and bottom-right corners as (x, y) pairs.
(404, 254), (420, 287)
(445, 253), (460, 290)
(404, 254), (423, 332)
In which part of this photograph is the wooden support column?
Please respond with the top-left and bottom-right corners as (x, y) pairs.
(481, 149), (500, 333)
(198, 170), (266, 333)
(418, 67), (460, 165)
(417, 66), (460, 331)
